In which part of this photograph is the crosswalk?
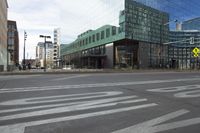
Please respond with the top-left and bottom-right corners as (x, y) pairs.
(1, 77), (200, 133)
(0, 75), (41, 81)
(1, 77), (200, 93)
(112, 109), (200, 133)
(0, 91), (157, 133)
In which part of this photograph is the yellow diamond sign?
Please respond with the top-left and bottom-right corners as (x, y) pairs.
(193, 47), (200, 57)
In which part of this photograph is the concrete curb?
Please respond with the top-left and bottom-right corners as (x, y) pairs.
(1, 69), (200, 75)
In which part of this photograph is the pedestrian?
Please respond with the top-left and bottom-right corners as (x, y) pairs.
(28, 63), (31, 70)
(19, 65), (22, 71)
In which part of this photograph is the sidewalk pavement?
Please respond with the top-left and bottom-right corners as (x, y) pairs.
(0, 68), (199, 75)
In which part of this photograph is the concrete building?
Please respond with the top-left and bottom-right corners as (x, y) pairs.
(176, 22), (182, 31)
(7, 20), (19, 68)
(0, 0), (8, 71)
(53, 28), (61, 67)
(169, 30), (200, 69)
(36, 41), (54, 68)
(182, 17), (200, 30)
(61, 0), (169, 69)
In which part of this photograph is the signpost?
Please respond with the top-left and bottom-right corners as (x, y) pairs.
(192, 47), (199, 69)
(192, 47), (200, 57)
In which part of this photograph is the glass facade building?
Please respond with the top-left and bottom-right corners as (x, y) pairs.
(169, 30), (200, 69)
(61, 0), (169, 69)
(133, 0), (200, 23)
(124, 0), (169, 43)
(61, 25), (125, 68)
(182, 17), (200, 30)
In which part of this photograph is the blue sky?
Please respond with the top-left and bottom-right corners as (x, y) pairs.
(7, 0), (200, 61)
(138, 0), (200, 21)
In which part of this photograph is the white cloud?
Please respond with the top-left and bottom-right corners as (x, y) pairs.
(7, 0), (124, 61)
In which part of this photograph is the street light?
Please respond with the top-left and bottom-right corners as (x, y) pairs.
(160, 19), (178, 68)
(39, 35), (51, 72)
(23, 31), (27, 70)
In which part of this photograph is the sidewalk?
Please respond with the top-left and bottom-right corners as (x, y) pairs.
(0, 69), (104, 75)
(0, 68), (200, 75)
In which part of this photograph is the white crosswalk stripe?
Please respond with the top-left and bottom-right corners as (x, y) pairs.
(52, 74), (90, 81)
(0, 91), (157, 133)
(112, 109), (200, 133)
(1, 78), (200, 93)
(0, 75), (41, 80)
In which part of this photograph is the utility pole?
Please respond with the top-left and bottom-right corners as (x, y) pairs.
(23, 31), (27, 70)
(39, 35), (51, 72)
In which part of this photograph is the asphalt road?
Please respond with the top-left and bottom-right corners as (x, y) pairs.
(0, 71), (200, 133)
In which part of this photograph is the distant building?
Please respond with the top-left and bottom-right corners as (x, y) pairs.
(53, 28), (61, 67)
(176, 22), (182, 31)
(182, 17), (200, 30)
(36, 41), (54, 68)
(0, 0), (8, 71)
(7, 20), (19, 66)
(169, 30), (200, 69)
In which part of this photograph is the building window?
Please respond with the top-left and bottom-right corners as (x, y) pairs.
(101, 31), (105, 39)
(112, 26), (117, 35)
(89, 36), (92, 43)
(100, 45), (105, 54)
(8, 39), (14, 45)
(86, 38), (88, 45)
(92, 34), (95, 42)
(83, 40), (85, 45)
(106, 28), (110, 38)
(96, 33), (100, 41)
(77, 41), (82, 46)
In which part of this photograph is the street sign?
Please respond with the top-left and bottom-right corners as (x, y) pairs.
(190, 37), (194, 44)
(193, 47), (200, 57)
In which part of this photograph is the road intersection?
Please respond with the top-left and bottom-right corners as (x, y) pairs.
(0, 72), (200, 133)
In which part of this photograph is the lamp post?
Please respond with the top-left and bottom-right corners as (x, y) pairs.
(39, 35), (51, 72)
(6, 28), (11, 72)
(7, 30), (11, 72)
(23, 31), (27, 70)
(160, 19), (178, 68)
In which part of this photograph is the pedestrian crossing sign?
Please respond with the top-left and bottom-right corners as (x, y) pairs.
(193, 47), (200, 57)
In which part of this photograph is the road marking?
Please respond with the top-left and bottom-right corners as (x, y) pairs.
(52, 74), (90, 81)
(174, 90), (200, 98)
(0, 91), (123, 113)
(0, 92), (140, 121)
(0, 91), (157, 133)
(0, 92), (147, 121)
(148, 85), (200, 93)
(1, 78), (200, 93)
(112, 109), (200, 133)
(0, 97), (147, 121)
(0, 103), (157, 133)
(0, 91), (123, 105)
(0, 75), (41, 80)
(148, 85), (200, 98)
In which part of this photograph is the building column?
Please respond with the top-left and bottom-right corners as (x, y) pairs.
(88, 57), (90, 69)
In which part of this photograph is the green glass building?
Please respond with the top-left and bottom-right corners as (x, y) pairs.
(61, 0), (169, 69)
